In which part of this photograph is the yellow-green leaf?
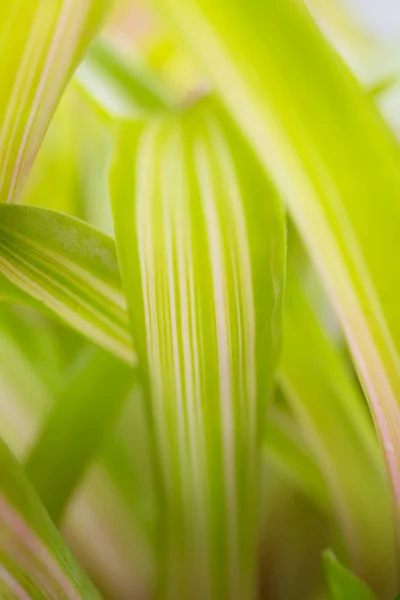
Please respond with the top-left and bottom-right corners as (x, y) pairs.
(324, 551), (379, 600)
(0, 436), (101, 599)
(264, 407), (329, 512)
(0, 205), (134, 364)
(280, 260), (396, 595)
(110, 99), (285, 599)
(151, 0), (400, 541)
(75, 39), (174, 120)
(0, 0), (111, 203)
(26, 346), (134, 524)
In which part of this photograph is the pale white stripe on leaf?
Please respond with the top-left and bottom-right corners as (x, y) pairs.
(111, 100), (285, 599)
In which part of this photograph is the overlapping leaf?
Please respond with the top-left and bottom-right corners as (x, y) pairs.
(0, 0), (111, 204)
(264, 407), (329, 512)
(280, 259), (396, 594)
(151, 0), (400, 545)
(75, 40), (174, 120)
(110, 99), (285, 598)
(324, 551), (378, 600)
(0, 205), (134, 363)
(26, 346), (134, 524)
(0, 436), (101, 599)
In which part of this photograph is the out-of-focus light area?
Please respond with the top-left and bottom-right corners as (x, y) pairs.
(347, 0), (400, 39)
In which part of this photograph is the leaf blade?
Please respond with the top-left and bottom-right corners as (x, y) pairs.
(26, 346), (134, 524)
(0, 205), (134, 364)
(0, 436), (101, 599)
(0, 0), (111, 203)
(280, 258), (397, 592)
(151, 0), (400, 559)
(324, 551), (378, 600)
(75, 39), (174, 120)
(110, 100), (285, 598)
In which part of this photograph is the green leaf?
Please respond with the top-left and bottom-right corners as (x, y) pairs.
(110, 99), (285, 598)
(324, 551), (378, 600)
(26, 346), (134, 524)
(0, 0), (111, 204)
(75, 39), (174, 120)
(0, 205), (134, 364)
(280, 259), (397, 594)
(0, 436), (101, 598)
(151, 0), (400, 546)
(264, 407), (329, 512)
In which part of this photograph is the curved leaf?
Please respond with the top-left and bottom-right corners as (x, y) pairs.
(324, 551), (378, 600)
(110, 99), (285, 598)
(0, 205), (134, 364)
(75, 39), (174, 120)
(0, 436), (101, 599)
(151, 0), (400, 550)
(0, 0), (111, 204)
(280, 261), (396, 593)
(26, 346), (134, 524)
(264, 408), (329, 512)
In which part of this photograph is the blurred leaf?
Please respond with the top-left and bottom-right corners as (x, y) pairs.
(0, 0), (111, 204)
(26, 346), (134, 524)
(0, 436), (101, 598)
(152, 0), (400, 558)
(280, 261), (397, 593)
(110, 99), (285, 598)
(0, 205), (134, 363)
(75, 39), (174, 120)
(264, 407), (329, 512)
(324, 551), (378, 600)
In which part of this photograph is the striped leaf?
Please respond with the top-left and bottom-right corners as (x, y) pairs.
(0, 0), (111, 204)
(0, 436), (101, 599)
(110, 99), (285, 599)
(151, 0), (400, 544)
(0, 205), (134, 364)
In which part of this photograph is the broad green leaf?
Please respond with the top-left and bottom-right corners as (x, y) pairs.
(0, 0), (111, 204)
(0, 436), (101, 599)
(264, 407), (329, 512)
(280, 261), (397, 594)
(110, 99), (285, 598)
(151, 0), (400, 541)
(26, 346), (134, 524)
(0, 205), (134, 364)
(75, 39), (174, 120)
(324, 551), (378, 600)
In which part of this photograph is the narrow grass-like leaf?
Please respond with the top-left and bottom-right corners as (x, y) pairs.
(0, 205), (134, 364)
(324, 551), (378, 600)
(0, 436), (101, 599)
(26, 346), (134, 524)
(111, 99), (285, 599)
(0, 0), (111, 204)
(264, 408), (329, 512)
(151, 0), (400, 540)
(75, 40), (174, 120)
(281, 263), (396, 594)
